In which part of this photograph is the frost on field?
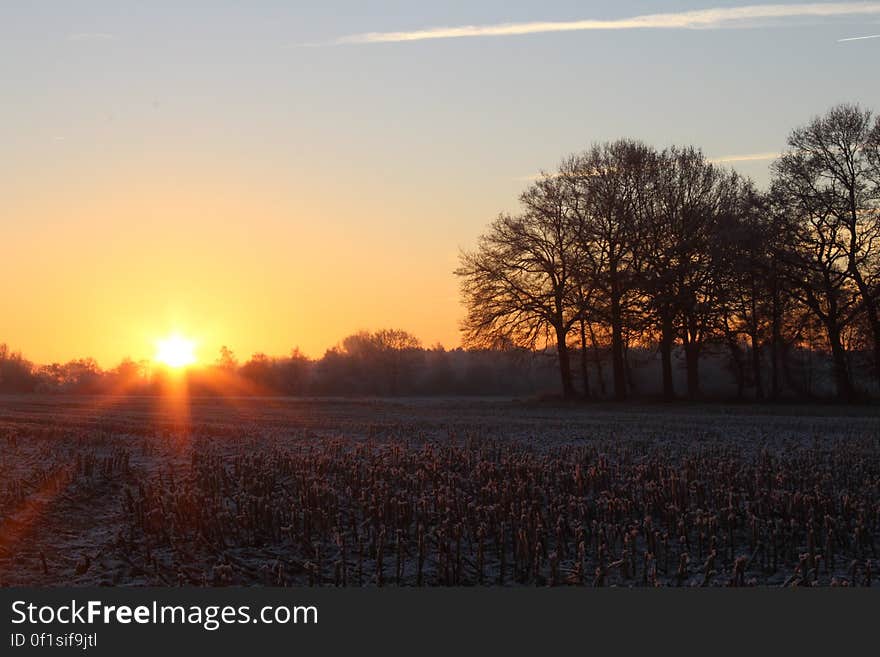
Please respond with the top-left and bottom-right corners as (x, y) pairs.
(0, 397), (877, 587)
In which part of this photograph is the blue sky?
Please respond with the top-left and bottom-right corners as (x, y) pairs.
(2, 2), (879, 363)
(4, 2), (879, 185)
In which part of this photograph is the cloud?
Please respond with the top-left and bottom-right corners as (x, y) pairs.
(708, 151), (781, 163)
(67, 32), (118, 42)
(322, 2), (880, 45)
(837, 33), (880, 40)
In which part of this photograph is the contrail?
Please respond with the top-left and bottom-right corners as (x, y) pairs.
(320, 2), (880, 45)
(837, 33), (880, 40)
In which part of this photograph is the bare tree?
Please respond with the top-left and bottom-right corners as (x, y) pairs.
(372, 329), (422, 395)
(779, 104), (880, 390)
(769, 180), (860, 401)
(454, 105), (880, 402)
(565, 140), (654, 400)
(630, 147), (741, 399)
(715, 185), (775, 400)
(456, 175), (582, 398)
(0, 343), (36, 392)
(216, 345), (238, 371)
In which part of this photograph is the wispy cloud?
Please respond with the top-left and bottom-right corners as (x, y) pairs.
(708, 151), (781, 163)
(837, 32), (880, 40)
(67, 32), (118, 42)
(321, 2), (880, 45)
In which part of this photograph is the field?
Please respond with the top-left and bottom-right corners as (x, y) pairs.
(0, 395), (877, 587)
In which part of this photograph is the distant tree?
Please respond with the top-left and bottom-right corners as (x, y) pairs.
(315, 329), (423, 395)
(216, 345), (238, 371)
(0, 343), (36, 392)
(40, 358), (101, 392)
(338, 331), (378, 393)
(112, 358), (148, 387)
(314, 346), (358, 394)
(240, 353), (275, 389)
(276, 348), (312, 395)
(371, 329), (422, 395)
(423, 344), (456, 393)
(36, 362), (66, 390)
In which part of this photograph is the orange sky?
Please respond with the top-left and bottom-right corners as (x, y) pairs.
(4, 3), (872, 367)
(1, 153), (504, 367)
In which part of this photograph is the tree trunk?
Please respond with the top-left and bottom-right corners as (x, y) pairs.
(610, 288), (626, 401)
(847, 259), (880, 391)
(726, 334), (745, 401)
(826, 323), (855, 402)
(682, 313), (700, 399)
(770, 268), (781, 401)
(847, 201), (880, 391)
(750, 332), (764, 401)
(579, 319), (590, 400)
(660, 309), (675, 402)
(587, 322), (606, 397)
(748, 285), (765, 401)
(685, 344), (700, 400)
(556, 326), (575, 399)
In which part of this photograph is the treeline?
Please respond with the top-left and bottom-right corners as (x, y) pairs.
(457, 104), (880, 401)
(0, 334), (560, 397)
(0, 329), (872, 400)
(211, 331), (558, 396)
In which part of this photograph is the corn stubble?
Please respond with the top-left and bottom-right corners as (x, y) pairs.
(0, 402), (877, 588)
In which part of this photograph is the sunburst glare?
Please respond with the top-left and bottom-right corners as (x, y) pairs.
(154, 335), (197, 369)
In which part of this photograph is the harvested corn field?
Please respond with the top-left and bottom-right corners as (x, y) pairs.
(1, 396), (877, 587)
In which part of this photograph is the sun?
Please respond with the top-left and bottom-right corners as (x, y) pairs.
(155, 335), (197, 369)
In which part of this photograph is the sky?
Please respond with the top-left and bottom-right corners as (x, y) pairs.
(1, 1), (879, 367)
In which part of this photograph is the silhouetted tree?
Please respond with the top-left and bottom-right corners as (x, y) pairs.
(371, 329), (422, 395)
(216, 345), (238, 371)
(776, 104), (880, 390)
(457, 174), (582, 398)
(651, 147), (743, 399)
(240, 353), (275, 389)
(0, 343), (36, 392)
(38, 358), (102, 392)
(110, 358), (149, 389)
(716, 185), (774, 400)
(276, 348), (311, 395)
(769, 179), (860, 401)
(566, 141), (654, 400)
